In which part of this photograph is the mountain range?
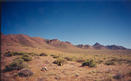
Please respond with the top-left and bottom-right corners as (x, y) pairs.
(1, 33), (128, 52)
(76, 42), (127, 50)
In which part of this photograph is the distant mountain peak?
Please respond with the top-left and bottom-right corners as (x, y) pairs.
(93, 42), (105, 49)
(1, 33), (129, 50)
(93, 42), (102, 46)
(106, 45), (127, 50)
(76, 44), (91, 49)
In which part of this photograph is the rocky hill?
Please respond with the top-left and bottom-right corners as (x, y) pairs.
(1, 33), (128, 53)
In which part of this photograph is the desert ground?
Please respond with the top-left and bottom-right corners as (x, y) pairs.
(1, 48), (131, 81)
(1, 34), (131, 81)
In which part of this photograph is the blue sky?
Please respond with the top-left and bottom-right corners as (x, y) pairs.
(1, 1), (131, 48)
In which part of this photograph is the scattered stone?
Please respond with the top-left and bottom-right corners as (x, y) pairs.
(54, 76), (60, 80)
(75, 73), (79, 77)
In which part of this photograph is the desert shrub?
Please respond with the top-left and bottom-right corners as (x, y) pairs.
(21, 55), (32, 61)
(110, 57), (119, 61)
(18, 69), (33, 77)
(96, 60), (103, 64)
(110, 58), (131, 64)
(128, 71), (131, 76)
(52, 55), (60, 58)
(102, 78), (113, 81)
(4, 51), (33, 57)
(64, 57), (73, 61)
(113, 73), (124, 80)
(39, 53), (48, 56)
(103, 57), (106, 60)
(28, 53), (37, 56)
(76, 59), (85, 63)
(4, 51), (13, 57)
(126, 60), (131, 64)
(126, 71), (131, 77)
(12, 52), (26, 56)
(53, 58), (67, 66)
(13, 57), (25, 62)
(50, 54), (55, 56)
(82, 59), (96, 67)
(4, 58), (26, 72)
(105, 60), (115, 65)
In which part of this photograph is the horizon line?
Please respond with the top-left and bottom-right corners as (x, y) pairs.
(2, 32), (131, 49)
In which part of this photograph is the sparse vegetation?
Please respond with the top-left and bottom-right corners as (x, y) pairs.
(96, 60), (103, 64)
(76, 57), (85, 63)
(2, 45), (131, 81)
(4, 58), (26, 72)
(4, 51), (33, 57)
(64, 57), (73, 61)
(2, 50), (131, 81)
(12, 52), (28, 56)
(21, 54), (32, 61)
(4, 51), (13, 57)
(51, 55), (60, 58)
(39, 53), (48, 56)
(18, 69), (33, 77)
(127, 71), (131, 76)
(105, 60), (115, 65)
(53, 58), (67, 66)
(29, 53), (38, 56)
(113, 73), (124, 80)
(82, 59), (96, 67)
(107, 58), (131, 65)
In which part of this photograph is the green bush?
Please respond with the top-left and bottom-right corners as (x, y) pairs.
(50, 54), (54, 56)
(13, 57), (25, 62)
(127, 71), (131, 76)
(4, 51), (13, 57)
(82, 59), (96, 67)
(76, 58), (85, 63)
(110, 57), (118, 61)
(18, 69), (33, 77)
(53, 58), (67, 66)
(110, 58), (131, 65)
(113, 73), (124, 80)
(64, 57), (73, 61)
(21, 55), (32, 61)
(105, 60), (115, 65)
(4, 58), (26, 72)
(39, 53), (48, 56)
(4, 51), (33, 57)
(52, 55), (60, 58)
(12, 52), (26, 56)
(97, 60), (103, 64)
(28, 53), (37, 56)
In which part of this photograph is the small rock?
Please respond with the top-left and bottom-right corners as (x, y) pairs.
(54, 76), (60, 80)
(75, 73), (79, 77)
